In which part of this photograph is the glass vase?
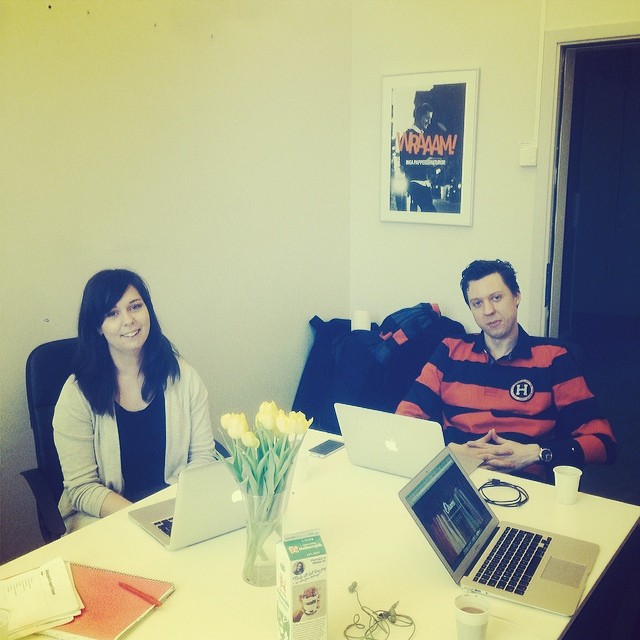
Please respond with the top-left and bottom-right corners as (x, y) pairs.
(241, 488), (288, 587)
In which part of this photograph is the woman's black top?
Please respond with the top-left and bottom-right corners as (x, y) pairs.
(115, 393), (169, 502)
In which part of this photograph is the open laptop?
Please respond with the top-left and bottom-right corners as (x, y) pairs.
(129, 461), (246, 551)
(399, 447), (599, 616)
(335, 402), (457, 478)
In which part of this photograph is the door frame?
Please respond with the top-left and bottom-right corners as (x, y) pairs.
(530, 21), (640, 337)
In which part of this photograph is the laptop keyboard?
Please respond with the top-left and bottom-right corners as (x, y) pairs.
(473, 526), (551, 595)
(154, 517), (173, 536)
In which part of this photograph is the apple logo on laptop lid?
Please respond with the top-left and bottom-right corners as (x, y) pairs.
(385, 437), (399, 452)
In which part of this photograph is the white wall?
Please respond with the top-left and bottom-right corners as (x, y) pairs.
(350, 0), (640, 333)
(2, 0), (639, 564)
(0, 0), (351, 562)
(350, 0), (540, 332)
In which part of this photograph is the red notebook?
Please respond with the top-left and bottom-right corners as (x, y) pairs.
(43, 563), (175, 640)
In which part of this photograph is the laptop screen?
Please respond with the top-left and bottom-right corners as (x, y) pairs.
(401, 451), (493, 574)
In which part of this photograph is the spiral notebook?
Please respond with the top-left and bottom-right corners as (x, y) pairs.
(41, 563), (175, 640)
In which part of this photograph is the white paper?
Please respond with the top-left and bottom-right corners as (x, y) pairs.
(0, 558), (82, 640)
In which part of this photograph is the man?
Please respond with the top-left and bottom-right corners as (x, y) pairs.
(397, 259), (616, 478)
(398, 101), (438, 212)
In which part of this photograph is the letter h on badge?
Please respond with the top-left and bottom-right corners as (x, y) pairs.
(510, 379), (534, 402)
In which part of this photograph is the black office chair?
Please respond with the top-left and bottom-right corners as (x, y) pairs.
(21, 338), (77, 543)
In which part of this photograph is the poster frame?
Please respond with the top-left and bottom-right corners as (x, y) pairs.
(380, 69), (479, 226)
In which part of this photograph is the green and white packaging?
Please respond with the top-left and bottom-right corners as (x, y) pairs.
(276, 531), (327, 640)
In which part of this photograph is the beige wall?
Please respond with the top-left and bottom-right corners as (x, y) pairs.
(350, 0), (542, 329)
(0, 0), (351, 562)
(349, 0), (640, 332)
(1, 0), (639, 563)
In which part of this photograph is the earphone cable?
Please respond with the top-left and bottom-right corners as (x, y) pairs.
(344, 584), (416, 640)
(479, 478), (529, 507)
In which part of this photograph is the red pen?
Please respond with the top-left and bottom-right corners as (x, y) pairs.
(118, 581), (163, 607)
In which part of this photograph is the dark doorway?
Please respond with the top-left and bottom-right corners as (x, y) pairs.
(547, 37), (640, 640)
(555, 42), (640, 507)
(559, 42), (640, 341)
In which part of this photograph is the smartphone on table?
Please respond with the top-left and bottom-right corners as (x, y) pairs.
(308, 439), (345, 458)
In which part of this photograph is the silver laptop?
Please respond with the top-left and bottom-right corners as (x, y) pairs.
(129, 461), (246, 551)
(399, 447), (599, 616)
(334, 402), (449, 478)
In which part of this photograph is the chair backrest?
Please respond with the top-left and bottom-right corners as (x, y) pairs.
(25, 338), (78, 503)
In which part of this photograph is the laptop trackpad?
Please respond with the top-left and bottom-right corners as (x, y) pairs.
(541, 557), (585, 588)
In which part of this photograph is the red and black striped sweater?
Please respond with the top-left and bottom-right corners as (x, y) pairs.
(397, 327), (616, 474)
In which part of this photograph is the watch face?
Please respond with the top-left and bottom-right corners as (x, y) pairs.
(541, 448), (553, 462)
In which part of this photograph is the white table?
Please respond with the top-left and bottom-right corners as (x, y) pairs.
(1, 430), (638, 639)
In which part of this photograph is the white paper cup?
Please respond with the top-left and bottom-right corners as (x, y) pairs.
(351, 310), (371, 331)
(0, 609), (10, 640)
(553, 465), (582, 505)
(454, 593), (490, 640)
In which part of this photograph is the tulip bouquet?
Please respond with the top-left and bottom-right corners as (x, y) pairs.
(219, 401), (313, 586)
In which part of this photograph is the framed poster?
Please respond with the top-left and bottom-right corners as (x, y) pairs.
(380, 69), (478, 226)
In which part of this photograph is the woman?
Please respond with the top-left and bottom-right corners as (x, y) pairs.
(53, 269), (216, 532)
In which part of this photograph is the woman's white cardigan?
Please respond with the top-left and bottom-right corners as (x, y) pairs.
(53, 359), (216, 530)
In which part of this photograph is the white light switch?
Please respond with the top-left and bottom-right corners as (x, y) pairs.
(519, 143), (538, 167)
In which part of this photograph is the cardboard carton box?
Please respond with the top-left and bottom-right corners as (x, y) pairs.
(276, 531), (327, 640)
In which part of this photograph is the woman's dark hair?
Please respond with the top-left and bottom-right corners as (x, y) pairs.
(460, 259), (520, 306)
(74, 269), (180, 416)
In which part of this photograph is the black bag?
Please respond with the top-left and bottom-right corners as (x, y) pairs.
(292, 303), (464, 434)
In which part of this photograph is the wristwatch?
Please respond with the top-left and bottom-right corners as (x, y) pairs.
(538, 447), (553, 463)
